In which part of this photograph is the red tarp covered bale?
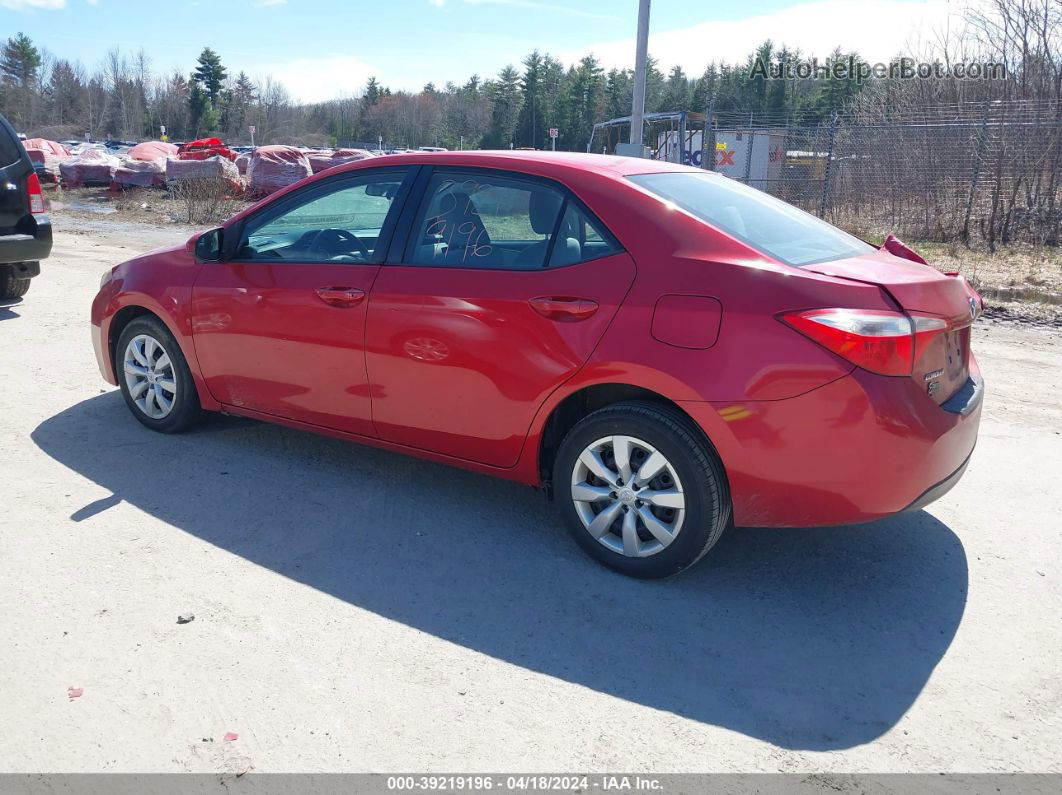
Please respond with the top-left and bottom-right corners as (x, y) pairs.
(178, 137), (237, 161)
(23, 138), (69, 157)
(24, 139), (71, 184)
(332, 148), (375, 162)
(306, 149), (334, 174)
(248, 145), (312, 196)
(166, 155), (240, 190)
(306, 148), (375, 174)
(129, 141), (178, 161)
(26, 151), (61, 183)
(113, 141), (178, 188)
(59, 148), (121, 187)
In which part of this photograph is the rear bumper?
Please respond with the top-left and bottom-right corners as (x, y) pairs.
(680, 355), (984, 527)
(0, 215), (52, 266)
(1, 260), (40, 279)
(900, 446), (974, 515)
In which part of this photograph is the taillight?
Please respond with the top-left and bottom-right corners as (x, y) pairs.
(26, 172), (45, 215)
(780, 308), (948, 377)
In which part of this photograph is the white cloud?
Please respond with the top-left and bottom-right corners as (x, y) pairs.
(428, 0), (445, 6)
(256, 54), (378, 103)
(464, 0), (615, 20)
(560, 0), (956, 73)
(0, 0), (65, 9)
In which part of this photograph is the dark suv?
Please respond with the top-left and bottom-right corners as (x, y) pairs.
(0, 111), (52, 300)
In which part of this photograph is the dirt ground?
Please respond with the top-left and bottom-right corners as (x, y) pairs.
(0, 215), (1060, 774)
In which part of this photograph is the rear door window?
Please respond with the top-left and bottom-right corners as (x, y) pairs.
(403, 169), (621, 269)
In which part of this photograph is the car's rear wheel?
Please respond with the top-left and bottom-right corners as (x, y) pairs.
(555, 401), (730, 578)
(116, 316), (202, 433)
(0, 270), (30, 300)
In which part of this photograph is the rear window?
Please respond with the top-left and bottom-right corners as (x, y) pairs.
(629, 172), (874, 267)
(0, 122), (22, 167)
(0, 113), (23, 167)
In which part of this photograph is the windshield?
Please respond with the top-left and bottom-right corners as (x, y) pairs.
(629, 171), (874, 266)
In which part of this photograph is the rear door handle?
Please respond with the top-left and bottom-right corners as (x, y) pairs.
(528, 296), (599, 322)
(315, 287), (366, 308)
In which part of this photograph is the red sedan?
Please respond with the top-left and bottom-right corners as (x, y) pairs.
(91, 151), (983, 578)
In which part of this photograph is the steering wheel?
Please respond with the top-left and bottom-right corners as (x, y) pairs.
(308, 228), (371, 259)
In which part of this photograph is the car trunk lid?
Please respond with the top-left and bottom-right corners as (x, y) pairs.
(804, 249), (979, 404)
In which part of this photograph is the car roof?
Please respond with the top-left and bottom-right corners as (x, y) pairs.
(335, 149), (701, 179)
(224, 149), (712, 229)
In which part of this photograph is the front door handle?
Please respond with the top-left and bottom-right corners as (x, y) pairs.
(528, 296), (599, 322)
(316, 287), (366, 308)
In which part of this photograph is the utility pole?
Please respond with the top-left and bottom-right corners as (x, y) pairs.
(629, 0), (651, 149)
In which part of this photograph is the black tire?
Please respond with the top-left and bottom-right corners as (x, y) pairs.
(115, 315), (203, 434)
(0, 271), (30, 300)
(554, 401), (731, 579)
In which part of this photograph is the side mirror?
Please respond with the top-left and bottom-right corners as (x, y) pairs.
(191, 227), (223, 261)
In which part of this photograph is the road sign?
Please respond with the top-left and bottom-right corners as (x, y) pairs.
(549, 128), (559, 139)
(248, 125), (256, 134)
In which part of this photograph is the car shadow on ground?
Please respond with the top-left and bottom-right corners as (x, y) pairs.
(0, 297), (22, 320)
(33, 392), (969, 752)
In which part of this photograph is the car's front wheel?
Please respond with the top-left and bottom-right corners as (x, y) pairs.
(555, 401), (730, 578)
(116, 315), (202, 433)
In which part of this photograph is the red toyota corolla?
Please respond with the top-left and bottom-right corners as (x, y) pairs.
(91, 151), (983, 578)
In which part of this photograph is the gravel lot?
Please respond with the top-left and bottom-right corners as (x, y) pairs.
(1, 218), (1060, 774)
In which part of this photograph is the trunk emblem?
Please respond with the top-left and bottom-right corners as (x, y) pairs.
(924, 369), (944, 382)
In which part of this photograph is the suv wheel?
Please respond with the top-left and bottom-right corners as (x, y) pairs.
(116, 316), (202, 433)
(0, 269), (30, 300)
(555, 401), (731, 579)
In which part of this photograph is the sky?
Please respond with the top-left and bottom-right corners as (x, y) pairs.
(1, 0), (958, 102)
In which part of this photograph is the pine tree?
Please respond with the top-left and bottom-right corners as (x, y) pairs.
(364, 77), (382, 106)
(192, 47), (227, 106)
(516, 50), (545, 148)
(644, 56), (666, 113)
(0, 33), (41, 87)
(484, 65), (522, 149)
(604, 68), (631, 120)
(561, 55), (604, 150)
(188, 81), (210, 136)
(663, 65), (691, 112)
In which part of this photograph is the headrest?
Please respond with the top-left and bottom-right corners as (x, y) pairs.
(528, 190), (563, 234)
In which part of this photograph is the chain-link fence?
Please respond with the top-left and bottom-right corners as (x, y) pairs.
(703, 101), (1062, 249)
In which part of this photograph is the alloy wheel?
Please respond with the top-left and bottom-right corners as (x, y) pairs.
(123, 334), (178, 420)
(570, 435), (686, 558)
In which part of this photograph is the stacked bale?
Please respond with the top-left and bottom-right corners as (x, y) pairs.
(113, 141), (179, 188)
(307, 147), (375, 174)
(247, 145), (312, 196)
(59, 148), (121, 187)
(166, 155), (240, 190)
